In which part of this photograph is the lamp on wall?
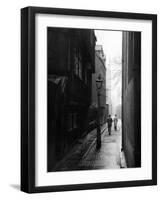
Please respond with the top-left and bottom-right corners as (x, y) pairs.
(96, 73), (103, 90)
(95, 73), (103, 149)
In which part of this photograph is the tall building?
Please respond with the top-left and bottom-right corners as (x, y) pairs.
(106, 59), (112, 115)
(122, 31), (141, 167)
(47, 28), (96, 171)
(90, 45), (107, 125)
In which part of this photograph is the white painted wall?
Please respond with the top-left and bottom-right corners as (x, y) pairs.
(0, 0), (160, 199)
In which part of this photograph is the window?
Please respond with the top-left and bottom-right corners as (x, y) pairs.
(74, 48), (83, 79)
(84, 70), (88, 84)
(73, 113), (78, 129)
(67, 113), (78, 131)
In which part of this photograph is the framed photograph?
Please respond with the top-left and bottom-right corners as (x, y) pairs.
(21, 6), (157, 193)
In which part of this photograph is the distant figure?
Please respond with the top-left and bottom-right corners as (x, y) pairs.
(114, 114), (118, 131)
(107, 115), (113, 135)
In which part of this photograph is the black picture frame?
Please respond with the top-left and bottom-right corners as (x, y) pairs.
(21, 6), (157, 193)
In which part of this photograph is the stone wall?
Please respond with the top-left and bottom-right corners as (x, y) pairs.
(122, 31), (141, 167)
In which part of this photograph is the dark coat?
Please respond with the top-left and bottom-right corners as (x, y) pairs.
(107, 117), (113, 127)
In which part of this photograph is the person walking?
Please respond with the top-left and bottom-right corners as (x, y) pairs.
(107, 115), (113, 135)
(114, 114), (118, 131)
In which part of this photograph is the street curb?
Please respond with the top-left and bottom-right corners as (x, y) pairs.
(82, 124), (107, 159)
(52, 124), (107, 171)
(120, 151), (127, 168)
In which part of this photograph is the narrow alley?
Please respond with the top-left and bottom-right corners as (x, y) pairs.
(47, 28), (141, 172)
(52, 121), (125, 171)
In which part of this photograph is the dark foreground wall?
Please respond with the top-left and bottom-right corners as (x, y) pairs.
(47, 28), (96, 171)
(122, 31), (141, 167)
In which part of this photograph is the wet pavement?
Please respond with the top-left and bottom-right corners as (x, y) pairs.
(52, 121), (124, 171)
(78, 127), (121, 170)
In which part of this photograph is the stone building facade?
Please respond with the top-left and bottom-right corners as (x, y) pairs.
(91, 45), (107, 125)
(47, 28), (96, 171)
(122, 31), (141, 167)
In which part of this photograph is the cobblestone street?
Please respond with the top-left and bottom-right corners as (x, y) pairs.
(52, 121), (124, 171)
(79, 126), (121, 170)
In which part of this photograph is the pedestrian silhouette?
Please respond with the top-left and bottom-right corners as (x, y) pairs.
(114, 114), (118, 131)
(107, 115), (113, 135)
